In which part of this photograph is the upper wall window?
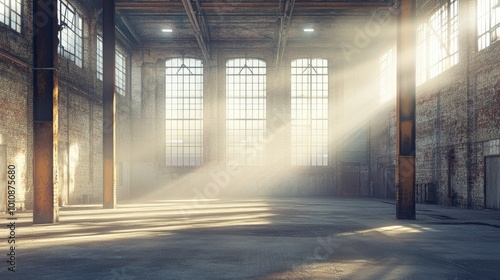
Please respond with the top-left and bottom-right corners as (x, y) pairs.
(291, 58), (328, 167)
(226, 58), (266, 166)
(0, 0), (22, 33)
(97, 36), (127, 95)
(97, 35), (103, 80)
(379, 48), (396, 104)
(477, 0), (500, 51)
(58, 0), (83, 67)
(115, 51), (126, 95)
(165, 58), (204, 166)
(416, 0), (459, 85)
(416, 23), (427, 85)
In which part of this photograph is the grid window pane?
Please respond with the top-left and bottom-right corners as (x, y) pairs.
(416, 23), (427, 85)
(58, 0), (83, 67)
(226, 58), (266, 166)
(380, 48), (396, 103)
(0, 0), (21, 33)
(477, 0), (500, 51)
(416, 0), (459, 84)
(291, 58), (328, 166)
(115, 51), (126, 95)
(97, 35), (103, 80)
(165, 58), (204, 166)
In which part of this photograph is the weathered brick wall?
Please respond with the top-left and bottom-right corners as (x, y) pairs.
(0, 58), (31, 209)
(414, 0), (500, 208)
(91, 103), (104, 202)
(369, 0), (500, 209)
(66, 90), (92, 204)
(117, 108), (131, 200)
(0, 0), (132, 209)
(0, 0), (33, 210)
(369, 100), (397, 198)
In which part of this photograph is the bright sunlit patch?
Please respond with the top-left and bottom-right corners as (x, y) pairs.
(17, 201), (274, 249)
(376, 225), (422, 234)
(379, 47), (396, 104)
(69, 142), (79, 198)
(339, 225), (424, 237)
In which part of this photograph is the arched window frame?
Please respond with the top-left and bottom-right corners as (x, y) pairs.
(165, 58), (204, 166)
(225, 58), (267, 166)
(291, 58), (329, 166)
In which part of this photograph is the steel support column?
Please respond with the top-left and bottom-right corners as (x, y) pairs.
(103, 0), (116, 209)
(33, 0), (59, 223)
(396, 0), (416, 219)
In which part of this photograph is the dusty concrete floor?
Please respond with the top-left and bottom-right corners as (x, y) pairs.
(1, 197), (500, 280)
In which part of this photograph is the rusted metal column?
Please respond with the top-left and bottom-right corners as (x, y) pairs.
(33, 0), (59, 223)
(396, 0), (416, 219)
(103, 0), (116, 209)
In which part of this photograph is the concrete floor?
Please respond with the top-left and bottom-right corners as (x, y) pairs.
(2, 197), (500, 280)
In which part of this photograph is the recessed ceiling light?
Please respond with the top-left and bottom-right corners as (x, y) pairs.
(162, 29), (173, 33)
(304, 28), (315, 32)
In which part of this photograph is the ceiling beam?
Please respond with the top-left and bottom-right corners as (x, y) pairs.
(295, 2), (390, 9)
(116, 1), (390, 10)
(116, 2), (182, 10)
(181, 0), (211, 64)
(274, 0), (295, 67)
(193, 0), (211, 53)
(117, 13), (142, 46)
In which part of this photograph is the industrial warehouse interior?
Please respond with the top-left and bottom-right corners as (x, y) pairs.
(0, 0), (499, 279)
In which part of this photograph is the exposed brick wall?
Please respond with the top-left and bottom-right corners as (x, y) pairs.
(91, 103), (104, 202)
(0, 0), (132, 210)
(0, 57), (31, 209)
(0, 0), (33, 210)
(369, 0), (500, 209)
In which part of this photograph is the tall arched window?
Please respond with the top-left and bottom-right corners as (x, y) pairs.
(165, 58), (204, 166)
(291, 58), (328, 166)
(226, 58), (266, 166)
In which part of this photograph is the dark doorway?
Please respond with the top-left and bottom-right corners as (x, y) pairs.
(339, 162), (360, 196)
(485, 156), (500, 210)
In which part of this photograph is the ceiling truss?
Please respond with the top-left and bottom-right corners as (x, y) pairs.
(181, 0), (211, 63)
(274, 0), (296, 67)
(113, 1), (394, 55)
